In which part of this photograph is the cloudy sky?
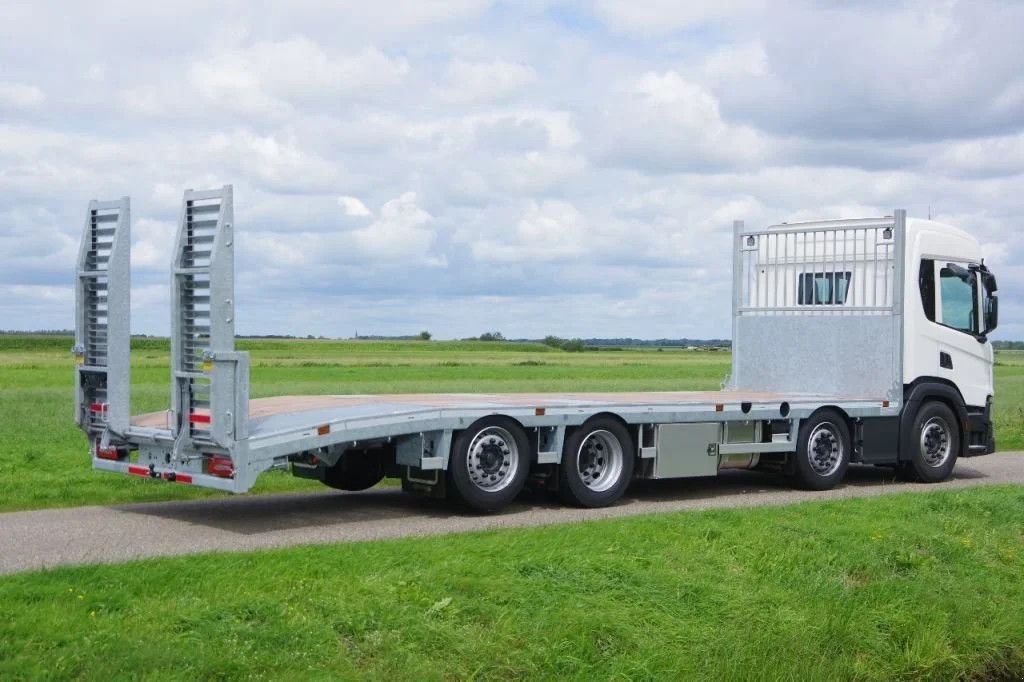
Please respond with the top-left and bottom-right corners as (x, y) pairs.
(2, 0), (1022, 339)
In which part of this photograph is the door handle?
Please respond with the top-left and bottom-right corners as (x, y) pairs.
(939, 352), (953, 369)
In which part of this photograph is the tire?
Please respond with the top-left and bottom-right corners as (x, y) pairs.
(448, 416), (530, 512)
(902, 401), (959, 482)
(790, 409), (851, 490)
(558, 417), (635, 507)
(322, 449), (386, 491)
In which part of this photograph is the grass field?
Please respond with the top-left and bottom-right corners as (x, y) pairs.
(1, 486), (1023, 680)
(1, 335), (1023, 512)
(3, 337), (1024, 680)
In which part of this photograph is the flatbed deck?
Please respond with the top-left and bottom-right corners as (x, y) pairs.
(131, 390), (891, 442)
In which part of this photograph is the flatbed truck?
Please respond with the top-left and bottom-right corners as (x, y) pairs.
(74, 187), (999, 511)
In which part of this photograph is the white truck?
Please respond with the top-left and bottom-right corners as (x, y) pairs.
(73, 187), (999, 511)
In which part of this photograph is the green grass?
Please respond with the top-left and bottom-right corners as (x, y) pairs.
(1, 335), (1022, 512)
(1, 486), (1023, 680)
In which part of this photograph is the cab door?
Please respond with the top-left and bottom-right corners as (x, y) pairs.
(920, 259), (993, 407)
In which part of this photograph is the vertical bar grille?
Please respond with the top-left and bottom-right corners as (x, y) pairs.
(737, 218), (897, 316)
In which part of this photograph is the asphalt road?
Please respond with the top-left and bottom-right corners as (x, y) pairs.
(1, 454), (1022, 576)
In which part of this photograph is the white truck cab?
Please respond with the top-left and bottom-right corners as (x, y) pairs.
(904, 218), (997, 408)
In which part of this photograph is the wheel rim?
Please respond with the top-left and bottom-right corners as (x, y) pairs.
(466, 426), (520, 492)
(807, 422), (843, 477)
(919, 416), (952, 467)
(576, 429), (625, 493)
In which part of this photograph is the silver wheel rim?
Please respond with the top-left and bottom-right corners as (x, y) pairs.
(807, 422), (843, 477)
(919, 416), (952, 467)
(466, 426), (520, 492)
(576, 429), (625, 493)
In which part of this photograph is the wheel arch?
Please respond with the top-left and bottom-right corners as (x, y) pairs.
(452, 413), (535, 466)
(803, 405), (854, 432)
(566, 412), (634, 449)
(900, 378), (969, 461)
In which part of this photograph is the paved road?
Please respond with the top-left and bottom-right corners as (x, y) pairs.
(1, 454), (1022, 575)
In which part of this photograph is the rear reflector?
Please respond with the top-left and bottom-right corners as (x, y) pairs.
(127, 465), (150, 477)
(207, 456), (234, 478)
(189, 413), (211, 425)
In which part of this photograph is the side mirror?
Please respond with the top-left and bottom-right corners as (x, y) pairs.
(985, 294), (998, 335)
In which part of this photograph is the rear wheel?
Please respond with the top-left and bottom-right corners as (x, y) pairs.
(790, 409), (851, 490)
(902, 401), (959, 482)
(559, 417), (634, 507)
(448, 416), (530, 512)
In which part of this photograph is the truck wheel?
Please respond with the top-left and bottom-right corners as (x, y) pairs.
(559, 417), (635, 507)
(902, 401), (959, 482)
(790, 409), (850, 490)
(322, 450), (386, 491)
(448, 416), (530, 512)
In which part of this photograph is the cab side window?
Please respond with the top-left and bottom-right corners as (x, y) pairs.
(921, 258), (980, 335)
(939, 265), (979, 334)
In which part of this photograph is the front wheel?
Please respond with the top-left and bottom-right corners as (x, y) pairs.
(558, 417), (635, 507)
(790, 409), (851, 490)
(902, 401), (959, 482)
(448, 416), (530, 512)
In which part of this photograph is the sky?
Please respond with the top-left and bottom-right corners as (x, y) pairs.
(1, 0), (1022, 340)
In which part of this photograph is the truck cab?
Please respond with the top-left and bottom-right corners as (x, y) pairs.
(903, 218), (999, 457)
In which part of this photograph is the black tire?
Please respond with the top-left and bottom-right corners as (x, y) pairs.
(322, 449), (386, 491)
(448, 416), (530, 512)
(558, 417), (635, 508)
(901, 401), (959, 482)
(790, 409), (851, 490)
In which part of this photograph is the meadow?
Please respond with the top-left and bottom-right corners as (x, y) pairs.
(1, 335), (1022, 511)
(2, 336), (1024, 679)
(1, 486), (1023, 679)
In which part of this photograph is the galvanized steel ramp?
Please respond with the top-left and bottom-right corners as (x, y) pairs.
(73, 197), (131, 440)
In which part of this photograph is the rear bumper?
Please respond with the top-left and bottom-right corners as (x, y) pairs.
(92, 458), (241, 492)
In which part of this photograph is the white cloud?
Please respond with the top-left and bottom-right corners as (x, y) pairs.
(350, 192), (442, 264)
(593, 0), (764, 35)
(0, 82), (44, 109)
(472, 200), (588, 263)
(190, 40), (409, 113)
(438, 59), (536, 102)
(599, 71), (768, 171)
(338, 196), (371, 217)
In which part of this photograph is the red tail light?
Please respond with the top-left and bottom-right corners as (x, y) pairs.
(207, 455), (234, 478)
(95, 439), (121, 460)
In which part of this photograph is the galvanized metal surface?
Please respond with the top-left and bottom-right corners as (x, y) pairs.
(729, 211), (906, 401)
(653, 423), (721, 478)
(73, 198), (130, 438)
(73, 194), (910, 494)
(169, 185), (247, 450)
